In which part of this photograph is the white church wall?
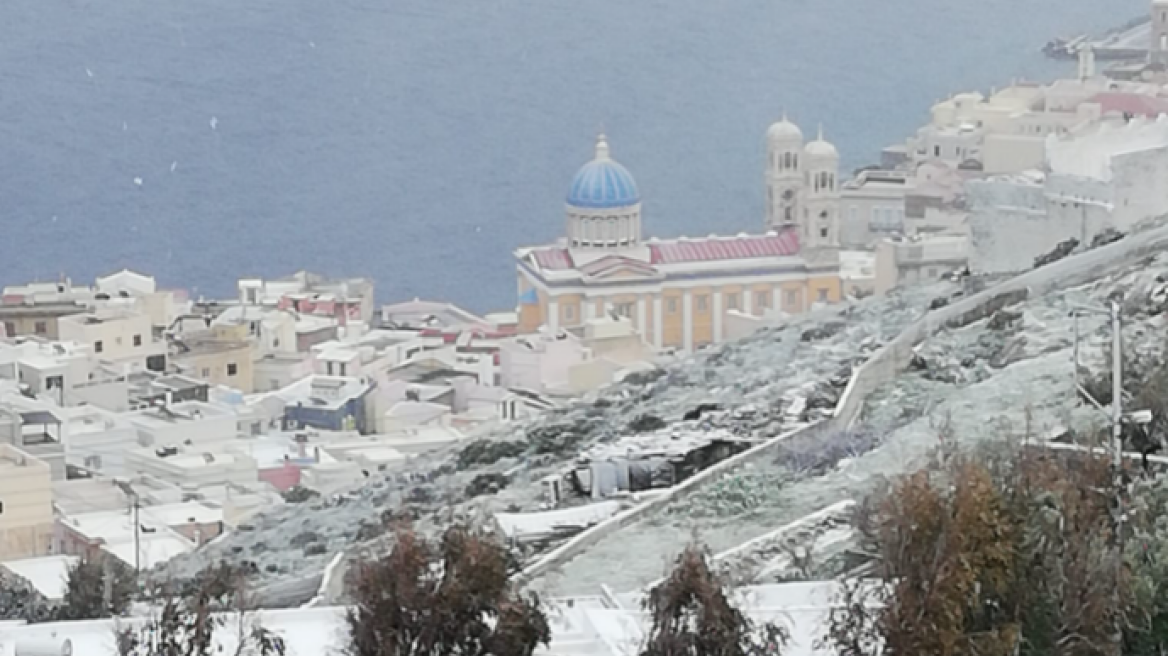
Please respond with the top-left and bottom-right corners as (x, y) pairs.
(967, 177), (1056, 273)
(1112, 145), (1168, 229)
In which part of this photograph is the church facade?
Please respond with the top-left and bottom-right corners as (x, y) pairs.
(514, 119), (842, 352)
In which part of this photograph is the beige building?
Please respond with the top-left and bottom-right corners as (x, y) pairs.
(516, 127), (842, 353)
(58, 309), (166, 372)
(874, 234), (970, 295)
(170, 324), (256, 392)
(839, 170), (911, 247)
(0, 444), (53, 560)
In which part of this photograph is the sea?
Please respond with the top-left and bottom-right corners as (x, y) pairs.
(0, 0), (1141, 312)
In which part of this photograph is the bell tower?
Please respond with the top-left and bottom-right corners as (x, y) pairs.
(765, 114), (804, 231)
(802, 126), (841, 249)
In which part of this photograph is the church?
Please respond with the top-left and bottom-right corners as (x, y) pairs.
(514, 117), (843, 352)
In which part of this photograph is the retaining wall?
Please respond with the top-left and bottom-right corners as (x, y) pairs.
(519, 224), (1168, 586)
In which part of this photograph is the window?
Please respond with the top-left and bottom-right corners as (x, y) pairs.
(563, 304), (576, 322)
(695, 295), (708, 313)
(667, 298), (678, 314)
(818, 289), (829, 302)
(726, 293), (739, 310)
(116, 336), (123, 346)
(926, 268), (938, 279)
(756, 291), (769, 308)
(201, 368), (210, 378)
(3, 322), (15, 336)
(0, 501), (4, 515)
(227, 363), (238, 377)
(820, 227), (829, 238)
(95, 341), (104, 354)
(786, 290), (799, 308)
(934, 145), (941, 157)
(326, 361), (334, 375)
(271, 379), (281, 391)
(614, 302), (634, 318)
(34, 321), (46, 335)
(133, 334), (142, 347)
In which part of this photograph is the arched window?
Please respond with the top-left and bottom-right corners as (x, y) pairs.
(793, 154), (798, 169)
(784, 207), (792, 221)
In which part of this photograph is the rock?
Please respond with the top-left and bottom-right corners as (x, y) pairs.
(987, 309), (1022, 331)
(628, 414), (667, 433)
(683, 403), (723, 421)
(1090, 228), (1124, 249)
(800, 322), (846, 342)
(945, 288), (1028, 329)
(1034, 238), (1079, 269)
(929, 296), (950, 310)
(290, 531), (320, 548)
(464, 473), (510, 498)
(910, 353), (929, 371)
(303, 542), (328, 557)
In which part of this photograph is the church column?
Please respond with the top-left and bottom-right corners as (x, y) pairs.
(547, 299), (560, 332)
(584, 297), (597, 321)
(712, 290), (723, 343)
(742, 287), (753, 316)
(772, 287), (782, 315)
(682, 291), (694, 353)
(653, 296), (664, 349)
(636, 296), (647, 341)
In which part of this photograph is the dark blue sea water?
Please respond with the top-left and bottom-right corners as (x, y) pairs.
(0, 0), (1137, 311)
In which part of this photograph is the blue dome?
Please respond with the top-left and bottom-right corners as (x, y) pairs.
(566, 136), (640, 209)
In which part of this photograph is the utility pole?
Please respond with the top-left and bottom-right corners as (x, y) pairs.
(132, 496), (141, 575)
(1071, 299), (1132, 656)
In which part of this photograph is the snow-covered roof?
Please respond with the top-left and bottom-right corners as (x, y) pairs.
(0, 555), (78, 601)
(495, 502), (622, 541)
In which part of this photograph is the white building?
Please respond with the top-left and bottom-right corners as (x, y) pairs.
(127, 400), (240, 448)
(123, 445), (259, 489)
(970, 115), (1168, 272)
(838, 170), (911, 247)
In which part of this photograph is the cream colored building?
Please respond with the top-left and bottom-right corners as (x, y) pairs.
(515, 126), (842, 352)
(0, 444), (53, 560)
(170, 324), (256, 392)
(58, 309), (166, 372)
(874, 234), (970, 295)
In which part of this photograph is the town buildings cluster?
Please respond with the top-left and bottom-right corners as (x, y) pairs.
(0, 268), (668, 589)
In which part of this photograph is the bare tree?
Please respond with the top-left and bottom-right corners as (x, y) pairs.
(346, 523), (549, 656)
(641, 544), (787, 656)
(116, 563), (285, 656)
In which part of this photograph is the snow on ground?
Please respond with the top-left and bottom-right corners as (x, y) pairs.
(164, 281), (957, 597)
(529, 253), (1168, 595)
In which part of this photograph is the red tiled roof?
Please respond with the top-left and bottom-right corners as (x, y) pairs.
(532, 248), (574, 270)
(1088, 92), (1168, 118)
(527, 227), (801, 272)
(649, 229), (800, 265)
